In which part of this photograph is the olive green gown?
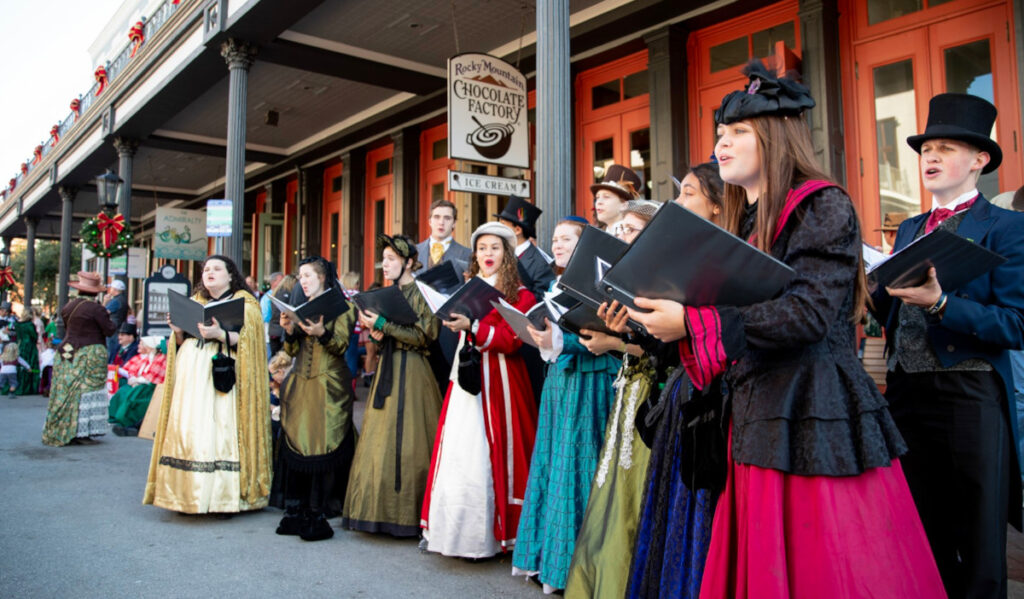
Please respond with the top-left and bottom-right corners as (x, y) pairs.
(342, 282), (442, 537)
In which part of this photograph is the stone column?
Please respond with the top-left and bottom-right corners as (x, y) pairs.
(114, 137), (138, 286)
(535, 0), (572, 246)
(220, 39), (257, 266)
(22, 217), (38, 307)
(57, 186), (77, 315)
(645, 25), (689, 202)
(799, 0), (845, 181)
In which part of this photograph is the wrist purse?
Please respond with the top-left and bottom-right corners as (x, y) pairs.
(211, 338), (236, 393)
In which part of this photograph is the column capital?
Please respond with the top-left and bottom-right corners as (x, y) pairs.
(221, 38), (257, 70)
(114, 136), (139, 157)
(57, 185), (78, 201)
(23, 215), (38, 227)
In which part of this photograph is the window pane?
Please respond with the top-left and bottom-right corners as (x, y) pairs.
(432, 138), (448, 160)
(710, 37), (748, 73)
(331, 176), (342, 193)
(374, 200), (386, 284)
(752, 21), (795, 58)
(873, 59), (922, 243)
(375, 158), (391, 178)
(623, 70), (649, 99)
(592, 137), (615, 184)
(944, 40), (998, 199)
(431, 182), (444, 203)
(591, 79), (620, 110)
(867, 0), (922, 25)
(629, 128), (652, 198)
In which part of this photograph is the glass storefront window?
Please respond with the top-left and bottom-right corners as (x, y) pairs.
(867, 0), (922, 25)
(331, 176), (342, 193)
(592, 79), (620, 110)
(623, 70), (649, 100)
(431, 182), (444, 203)
(375, 158), (392, 178)
(432, 139), (447, 160)
(592, 137), (615, 184)
(710, 36), (748, 73)
(873, 59), (922, 238)
(944, 39), (998, 199)
(752, 22), (795, 58)
(629, 128), (652, 197)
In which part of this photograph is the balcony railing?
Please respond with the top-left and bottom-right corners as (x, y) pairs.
(7, 0), (184, 194)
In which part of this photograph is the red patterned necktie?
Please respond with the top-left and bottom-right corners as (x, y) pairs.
(924, 196), (977, 234)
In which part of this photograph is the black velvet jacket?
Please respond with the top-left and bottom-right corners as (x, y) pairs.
(690, 186), (907, 476)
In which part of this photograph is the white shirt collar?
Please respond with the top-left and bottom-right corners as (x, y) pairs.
(477, 273), (499, 287)
(429, 235), (452, 248)
(931, 188), (978, 212)
(515, 240), (531, 257)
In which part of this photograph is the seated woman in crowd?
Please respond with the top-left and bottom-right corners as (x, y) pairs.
(144, 255), (271, 515)
(274, 256), (358, 542)
(344, 235), (442, 538)
(108, 335), (167, 436)
(421, 222), (537, 558)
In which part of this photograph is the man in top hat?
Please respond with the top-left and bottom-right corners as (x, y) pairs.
(870, 92), (1024, 599)
(108, 322), (139, 387)
(495, 195), (554, 299)
(415, 199), (472, 280)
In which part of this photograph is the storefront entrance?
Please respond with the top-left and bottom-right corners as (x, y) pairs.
(845, 0), (1022, 248)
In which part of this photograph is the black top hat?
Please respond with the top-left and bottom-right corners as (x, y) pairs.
(118, 322), (137, 336)
(715, 60), (815, 125)
(590, 164), (642, 202)
(906, 93), (1001, 174)
(495, 195), (542, 239)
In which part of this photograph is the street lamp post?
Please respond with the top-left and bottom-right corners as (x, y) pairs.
(94, 170), (123, 288)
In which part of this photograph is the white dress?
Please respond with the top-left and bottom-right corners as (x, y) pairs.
(421, 333), (501, 558)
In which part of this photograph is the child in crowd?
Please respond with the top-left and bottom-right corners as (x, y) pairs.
(1, 342), (25, 398)
(268, 351), (291, 440)
(38, 340), (56, 397)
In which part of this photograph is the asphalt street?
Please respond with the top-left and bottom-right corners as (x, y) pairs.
(0, 394), (538, 599)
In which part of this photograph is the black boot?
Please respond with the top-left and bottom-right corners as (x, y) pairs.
(275, 508), (305, 536)
(299, 511), (334, 541)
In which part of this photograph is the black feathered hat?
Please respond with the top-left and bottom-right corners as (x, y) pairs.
(715, 60), (815, 125)
(906, 93), (1001, 174)
(376, 233), (422, 272)
(495, 195), (543, 239)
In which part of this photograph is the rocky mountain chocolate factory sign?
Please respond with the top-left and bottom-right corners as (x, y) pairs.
(448, 53), (528, 169)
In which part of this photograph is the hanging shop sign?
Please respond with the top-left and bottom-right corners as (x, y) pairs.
(206, 199), (232, 238)
(448, 53), (528, 169)
(127, 247), (148, 279)
(142, 265), (190, 337)
(447, 170), (530, 197)
(154, 206), (207, 260)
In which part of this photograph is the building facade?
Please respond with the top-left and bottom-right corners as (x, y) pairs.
(2, 0), (1021, 316)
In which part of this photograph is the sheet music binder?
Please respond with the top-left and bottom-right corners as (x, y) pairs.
(416, 261), (462, 294)
(352, 285), (419, 326)
(557, 226), (629, 309)
(866, 229), (1006, 291)
(168, 290), (245, 338)
(600, 201), (795, 309)
(429, 277), (505, 322)
(269, 286), (349, 324)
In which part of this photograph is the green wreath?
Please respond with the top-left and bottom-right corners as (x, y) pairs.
(80, 213), (134, 259)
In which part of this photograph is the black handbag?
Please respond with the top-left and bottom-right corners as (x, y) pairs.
(457, 337), (482, 395)
(211, 341), (236, 393)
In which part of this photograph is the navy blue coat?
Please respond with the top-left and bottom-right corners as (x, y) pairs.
(872, 195), (1024, 468)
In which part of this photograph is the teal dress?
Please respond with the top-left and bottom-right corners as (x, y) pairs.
(512, 316), (620, 591)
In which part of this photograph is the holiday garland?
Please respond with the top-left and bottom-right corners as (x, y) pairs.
(81, 212), (134, 259)
(0, 266), (15, 293)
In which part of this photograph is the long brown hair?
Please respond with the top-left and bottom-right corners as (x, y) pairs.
(721, 115), (868, 320)
(467, 235), (522, 303)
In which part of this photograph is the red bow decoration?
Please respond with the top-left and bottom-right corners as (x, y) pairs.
(20, 163), (28, 175)
(129, 21), (145, 57)
(8, 178), (15, 190)
(95, 66), (108, 96)
(70, 98), (81, 119)
(0, 267), (14, 288)
(32, 145), (43, 165)
(50, 125), (60, 146)
(97, 212), (125, 249)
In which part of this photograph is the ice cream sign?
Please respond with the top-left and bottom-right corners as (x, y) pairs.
(448, 53), (529, 168)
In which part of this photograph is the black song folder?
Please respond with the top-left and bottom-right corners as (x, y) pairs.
(416, 261), (462, 294)
(419, 277), (504, 322)
(269, 286), (349, 324)
(352, 285), (419, 326)
(600, 201), (795, 309)
(866, 229), (1006, 290)
(557, 226), (628, 309)
(168, 290), (245, 338)
(557, 303), (621, 338)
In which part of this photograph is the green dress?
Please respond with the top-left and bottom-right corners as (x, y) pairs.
(342, 281), (443, 537)
(564, 354), (654, 598)
(108, 383), (157, 427)
(15, 320), (39, 395)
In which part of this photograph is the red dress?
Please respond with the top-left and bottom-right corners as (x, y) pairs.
(421, 285), (538, 553)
